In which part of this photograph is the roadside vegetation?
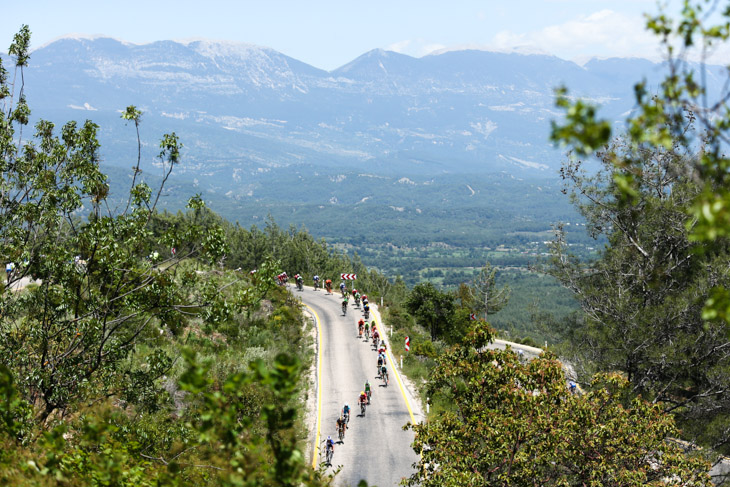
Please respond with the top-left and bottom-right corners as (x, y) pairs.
(4, 2), (730, 483)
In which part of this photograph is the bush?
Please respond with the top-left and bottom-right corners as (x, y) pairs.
(412, 340), (437, 359)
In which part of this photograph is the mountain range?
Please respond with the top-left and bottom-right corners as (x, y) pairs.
(4, 37), (720, 260)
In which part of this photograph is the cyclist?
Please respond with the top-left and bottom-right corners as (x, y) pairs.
(363, 302), (370, 319)
(377, 354), (384, 370)
(358, 319), (365, 338)
(351, 288), (358, 298)
(364, 380), (372, 404)
(336, 415), (347, 438)
(325, 279), (332, 294)
(325, 435), (335, 462)
(372, 329), (380, 348)
(340, 281), (346, 297)
(313, 274), (320, 290)
(364, 321), (370, 339)
(379, 350), (387, 366)
(354, 291), (361, 307)
(359, 390), (368, 411)
(378, 342), (387, 354)
(361, 294), (368, 305)
(342, 403), (351, 423)
(381, 365), (389, 385)
(295, 274), (304, 291)
(342, 295), (349, 311)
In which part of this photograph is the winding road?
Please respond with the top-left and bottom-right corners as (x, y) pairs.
(299, 284), (422, 487)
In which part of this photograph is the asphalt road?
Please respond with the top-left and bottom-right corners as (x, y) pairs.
(299, 285), (420, 487)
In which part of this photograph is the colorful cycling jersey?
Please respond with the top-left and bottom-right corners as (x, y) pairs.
(364, 382), (371, 392)
(343, 405), (350, 414)
(359, 393), (368, 403)
(340, 282), (346, 289)
(358, 319), (364, 326)
(365, 323), (370, 330)
(313, 275), (320, 281)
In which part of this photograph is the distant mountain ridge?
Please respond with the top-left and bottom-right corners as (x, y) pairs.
(6, 36), (722, 211)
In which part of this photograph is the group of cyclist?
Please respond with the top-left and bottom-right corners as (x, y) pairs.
(324, 282), (390, 466)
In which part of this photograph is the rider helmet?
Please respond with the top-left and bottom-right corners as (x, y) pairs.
(327, 435), (331, 440)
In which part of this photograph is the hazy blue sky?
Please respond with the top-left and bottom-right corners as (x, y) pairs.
(3, 0), (710, 71)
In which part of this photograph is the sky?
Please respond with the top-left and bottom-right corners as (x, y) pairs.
(3, 0), (722, 71)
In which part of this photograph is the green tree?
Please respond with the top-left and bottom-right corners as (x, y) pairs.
(469, 261), (510, 319)
(549, 1), (730, 454)
(405, 282), (456, 342)
(0, 26), (227, 421)
(406, 321), (712, 487)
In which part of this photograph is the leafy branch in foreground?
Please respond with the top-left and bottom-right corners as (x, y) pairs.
(0, 26), (227, 422)
(549, 1), (730, 455)
(406, 321), (712, 487)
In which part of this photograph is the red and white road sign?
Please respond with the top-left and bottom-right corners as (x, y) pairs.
(340, 273), (357, 280)
(469, 313), (477, 321)
(405, 336), (410, 351)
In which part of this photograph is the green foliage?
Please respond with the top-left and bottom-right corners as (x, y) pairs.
(411, 340), (437, 359)
(405, 282), (457, 342)
(468, 261), (510, 318)
(549, 1), (730, 453)
(406, 321), (712, 486)
(0, 26), (335, 487)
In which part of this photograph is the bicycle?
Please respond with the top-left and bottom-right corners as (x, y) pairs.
(365, 327), (370, 340)
(314, 280), (320, 291)
(382, 368), (389, 387)
(325, 443), (334, 465)
(338, 423), (346, 441)
(297, 280), (303, 292)
(360, 401), (366, 416)
(342, 302), (347, 315)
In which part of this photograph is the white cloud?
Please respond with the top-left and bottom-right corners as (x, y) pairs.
(492, 9), (663, 61)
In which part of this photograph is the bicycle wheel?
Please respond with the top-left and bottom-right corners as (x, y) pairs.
(361, 403), (366, 416)
(326, 448), (333, 465)
(339, 427), (344, 441)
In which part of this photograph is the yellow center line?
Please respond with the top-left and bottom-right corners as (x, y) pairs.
(371, 316), (417, 425)
(304, 304), (323, 469)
